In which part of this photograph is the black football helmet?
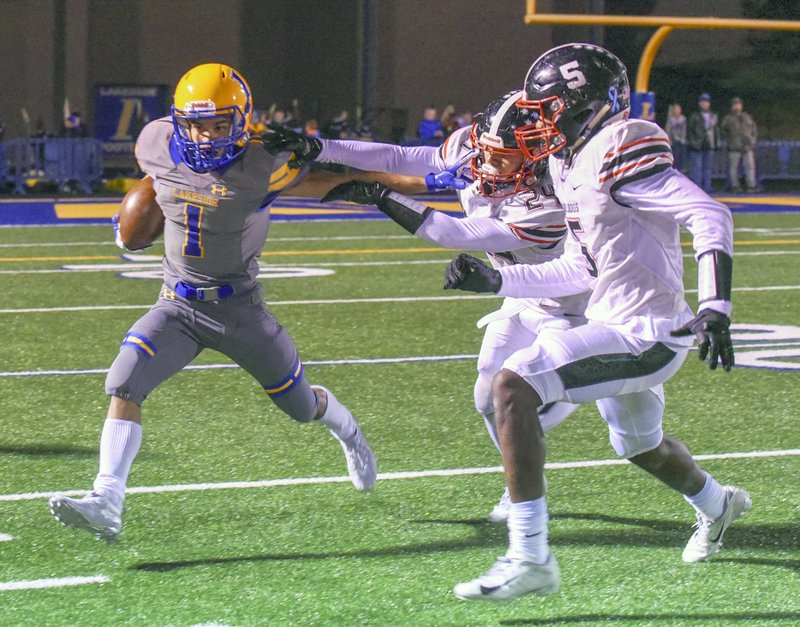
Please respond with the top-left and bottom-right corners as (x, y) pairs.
(515, 43), (630, 161)
(469, 90), (546, 197)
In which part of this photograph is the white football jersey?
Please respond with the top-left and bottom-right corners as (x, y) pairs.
(499, 117), (733, 343)
(319, 130), (589, 318)
(439, 127), (566, 268)
(437, 127), (588, 317)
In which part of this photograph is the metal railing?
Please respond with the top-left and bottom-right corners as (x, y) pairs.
(1, 137), (103, 194)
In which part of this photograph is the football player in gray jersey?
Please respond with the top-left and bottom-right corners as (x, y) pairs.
(49, 63), (384, 542)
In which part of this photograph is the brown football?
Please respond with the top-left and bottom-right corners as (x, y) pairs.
(117, 175), (165, 250)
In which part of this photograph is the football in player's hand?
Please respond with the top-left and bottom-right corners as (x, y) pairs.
(117, 176), (165, 250)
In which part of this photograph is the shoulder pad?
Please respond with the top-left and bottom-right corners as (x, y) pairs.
(595, 119), (673, 192)
(437, 127), (473, 168)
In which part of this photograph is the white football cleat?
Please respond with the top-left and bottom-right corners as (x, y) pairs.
(49, 492), (123, 543)
(683, 486), (751, 563)
(487, 488), (511, 523)
(336, 426), (377, 492)
(454, 554), (560, 602)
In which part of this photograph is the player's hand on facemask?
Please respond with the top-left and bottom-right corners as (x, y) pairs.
(260, 125), (322, 168)
(321, 181), (389, 205)
(425, 149), (477, 192)
(425, 168), (468, 192)
(670, 308), (734, 371)
(443, 253), (502, 293)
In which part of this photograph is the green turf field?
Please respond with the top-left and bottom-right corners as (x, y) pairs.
(0, 214), (798, 626)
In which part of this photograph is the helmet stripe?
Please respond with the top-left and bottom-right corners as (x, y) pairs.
(487, 91), (522, 138)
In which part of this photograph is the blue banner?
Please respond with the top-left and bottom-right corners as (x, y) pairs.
(631, 91), (656, 121)
(94, 85), (169, 161)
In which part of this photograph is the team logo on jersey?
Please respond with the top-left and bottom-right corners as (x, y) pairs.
(211, 183), (229, 197)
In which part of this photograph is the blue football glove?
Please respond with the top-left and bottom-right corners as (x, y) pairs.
(425, 149), (477, 192)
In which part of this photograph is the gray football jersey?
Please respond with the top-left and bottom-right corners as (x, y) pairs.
(135, 117), (303, 291)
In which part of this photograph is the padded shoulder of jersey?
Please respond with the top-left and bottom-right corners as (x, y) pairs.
(589, 118), (673, 193)
(134, 117), (175, 178)
(437, 126), (473, 168)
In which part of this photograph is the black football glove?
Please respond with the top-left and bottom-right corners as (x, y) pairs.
(321, 181), (389, 205)
(670, 308), (734, 371)
(260, 125), (322, 168)
(443, 253), (502, 293)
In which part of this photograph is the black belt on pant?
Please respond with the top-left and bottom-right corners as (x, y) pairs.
(174, 281), (234, 301)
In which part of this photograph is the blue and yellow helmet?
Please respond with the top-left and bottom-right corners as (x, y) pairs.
(171, 63), (253, 172)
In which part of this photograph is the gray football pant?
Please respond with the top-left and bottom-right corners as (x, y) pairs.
(105, 289), (318, 421)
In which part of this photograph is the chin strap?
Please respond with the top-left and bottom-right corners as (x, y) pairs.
(697, 249), (733, 304)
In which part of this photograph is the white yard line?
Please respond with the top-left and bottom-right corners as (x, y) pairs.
(0, 534), (13, 541)
(4, 338), (800, 379)
(0, 575), (110, 592)
(0, 284), (799, 316)
(0, 258), (455, 275)
(1, 249), (799, 277)
(0, 354), (479, 379)
(0, 234), (416, 248)
(0, 294), (498, 314)
(2, 448), (798, 504)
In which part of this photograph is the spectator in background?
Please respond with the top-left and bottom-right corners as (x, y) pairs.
(665, 103), (687, 173)
(352, 106), (375, 141)
(440, 104), (459, 138)
(271, 108), (288, 128)
(455, 110), (474, 133)
(288, 99), (302, 129)
(325, 110), (350, 139)
(417, 105), (443, 146)
(304, 118), (322, 139)
(687, 93), (720, 193)
(62, 111), (87, 137)
(721, 97), (758, 193)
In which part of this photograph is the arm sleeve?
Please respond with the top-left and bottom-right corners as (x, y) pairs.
(615, 167), (734, 316)
(614, 167), (733, 257)
(496, 237), (593, 298)
(317, 140), (445, 176)
(416, 211), (540, 252)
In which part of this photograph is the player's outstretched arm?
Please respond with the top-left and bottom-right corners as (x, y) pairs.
(447, 237), (594, 299)
(285, 170), (427, 199)
(321, 181), (533, 252)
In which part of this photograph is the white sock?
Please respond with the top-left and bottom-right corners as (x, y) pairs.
(92, 418), (142, 504)
(314, 386), (356, 441)
(480, 411), (502, 453)
(506, 497), (550, 564)
(684, 472), (726, 521)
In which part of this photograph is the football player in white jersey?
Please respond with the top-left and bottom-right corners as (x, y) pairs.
(442, 44), (748, 601)
(264, 92), (590, 522)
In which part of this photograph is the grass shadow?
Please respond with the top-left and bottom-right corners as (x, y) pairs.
(129, 514), (799, 576)
(500, 611), (800, 625)
(0, 443), (98, 457)
(131, 518), (506, 572)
